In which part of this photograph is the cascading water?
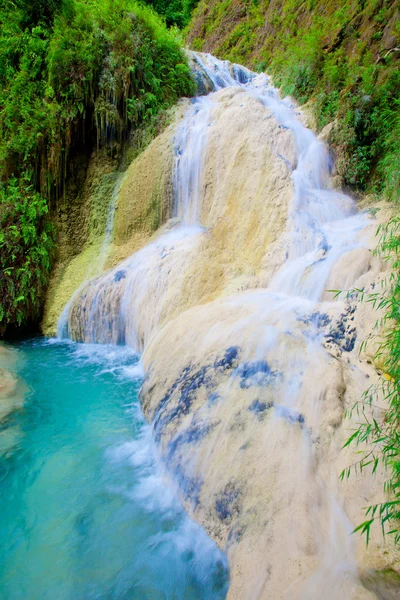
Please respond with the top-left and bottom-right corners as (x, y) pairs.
(174, 95), (214, 224)
(98, 172), (125, 272)
(59, 92), (215, 349)
(55, 52), (381, 599)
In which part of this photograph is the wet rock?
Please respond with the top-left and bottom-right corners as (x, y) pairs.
(114, 270), (126, 282)
(274, 404), (305, 425)
(227, 520), (247, 546)
(248, 399), (273, 415)
(173, 463), (203, 507)
(311, 311), (331, 328)
(168, 419), (218, 457)
(325, 304), (357, 352)
(360, 568), (400, 600)
(186, 51), (215, 95)
(154, 364), (215, 436)
(215, 481), (242, 523)
(229, 411), (246, 433)
(233, 360), (276, 389)
(208, 391), (221, 405)
(214, 346), (241, 371)
(232, 63), (255, 85)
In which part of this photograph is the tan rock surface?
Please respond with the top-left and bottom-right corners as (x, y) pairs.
(140, 265), (396, 599)
(66, 87), (295, 345)
(42, 106), (186, 336)
(0, 344), (26, 456)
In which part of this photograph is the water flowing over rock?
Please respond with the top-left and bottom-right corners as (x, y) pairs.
(54, 52), (397, 598)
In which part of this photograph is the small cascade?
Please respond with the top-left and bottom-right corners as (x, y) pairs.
(64, 227), (203, 349)
(250, 81), (367, 300)
(57, 173), (125, 340)
(98, 172), (124, 272)
(59, 88), (214, 349)
(189, 54), (367, 303)
(173, 96), (213, 224)
(191, 52), (255, 90)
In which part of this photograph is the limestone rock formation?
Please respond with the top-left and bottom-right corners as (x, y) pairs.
(44, 54), (400, 598)
(42, 105), (186, 337)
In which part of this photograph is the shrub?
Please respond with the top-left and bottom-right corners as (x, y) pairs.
(0, 179), (55, 334)
(0, 0), (195, 334)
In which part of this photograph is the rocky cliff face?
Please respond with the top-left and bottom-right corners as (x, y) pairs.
(140, 234), (390, 600)
(53, 86), (296, 345)
(42, 104), (186, 337)
(43, 54), (399, 598)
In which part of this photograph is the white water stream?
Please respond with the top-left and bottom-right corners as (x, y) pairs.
(58, 52), (375, 599)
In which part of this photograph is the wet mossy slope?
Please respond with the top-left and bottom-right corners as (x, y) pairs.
(0, 0), (194, 336)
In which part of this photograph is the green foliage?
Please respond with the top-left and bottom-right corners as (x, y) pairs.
(340, 217), (400, 543)
(188, 0), (400, 199)
(142, 0), (199, 27)
(14, 0), (64, 26)
(0, 0), (195, 334)
(0, 179), (55, 334)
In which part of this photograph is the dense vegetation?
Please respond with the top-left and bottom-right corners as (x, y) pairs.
(143, 0), (199, 27)
(0, 0), (194, 335)
(188, 0), (400, 201)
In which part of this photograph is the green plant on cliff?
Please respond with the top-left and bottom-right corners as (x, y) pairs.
(340, 217), (400, 544)
(187, 0), (400, 200)
(142, 0), (200, 27)
(0, 0), (195, 334)
(0, 179), (55, 334)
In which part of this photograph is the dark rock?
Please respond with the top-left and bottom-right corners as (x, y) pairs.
(248, 399), (273, 414)
(215, 481), (242, 522)
(208, 391), (221, 404)
(360, 568), (400, 600)
(274, 404), (305, 425)
(227, 521), (246, 545)
(325, 304), (357, 352)
(233, 360), (276, 389)
(214, 346), (240, 371)
(235, 360), (274, 379)
(167, 419), (217, 458)
(114, 270), (126, 282)
(154, 364), (215, 435)
(173, 463), (203, 507)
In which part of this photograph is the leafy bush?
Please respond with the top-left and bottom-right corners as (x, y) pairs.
(0, 0), (195, 334)
(143, 0), (200, 27)
(0, 179), (55, 334)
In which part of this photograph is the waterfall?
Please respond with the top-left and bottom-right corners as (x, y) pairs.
(252, 82), (367, 300)
(98, 172), (124, 272)
(173, 96), (213, 224)
(57, 52), (377, 599)
(190, 53), (367, 302)
(59, 89), (214, 349)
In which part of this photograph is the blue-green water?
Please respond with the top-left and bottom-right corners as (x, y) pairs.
(0, 339), (229, 600)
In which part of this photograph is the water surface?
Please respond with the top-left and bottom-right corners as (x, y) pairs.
(0, 339), (229, 600)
